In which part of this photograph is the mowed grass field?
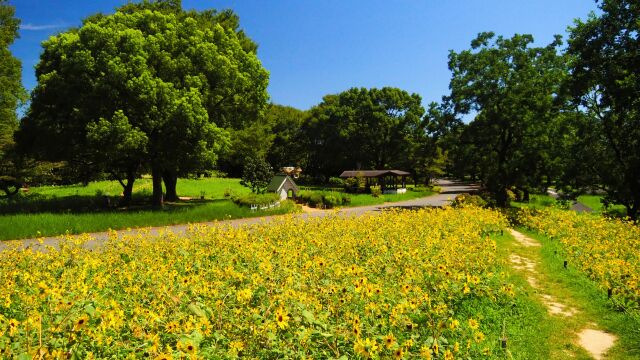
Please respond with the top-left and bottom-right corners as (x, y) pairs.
(0, 178), (292, 241)
(24, 177), (250, 199)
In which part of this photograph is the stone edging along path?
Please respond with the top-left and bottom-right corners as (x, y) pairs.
(508, 229), (617, 360)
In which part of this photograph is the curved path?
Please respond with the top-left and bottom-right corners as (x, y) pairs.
(1, 179), (478, 252)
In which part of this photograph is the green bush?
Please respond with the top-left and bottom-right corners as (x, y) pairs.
(554, 199), (572, 210)
(370, 185), (382, 197)
(344, 177), (358, 192)
(328, 177), (345, 187)
(451, 193), (488, 208)
(232, 193), (280, 207)
(511, 187), (525, 202)
(309, 193), (324, 207)
(298, 191), (350, 209)
(323, 194), (341, 207)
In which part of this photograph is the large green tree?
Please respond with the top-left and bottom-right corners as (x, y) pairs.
(413, 101), (462, 185)
(0, 0), (26, 193)
(18, 1), (267, 206)
(447, 32), (567, 206)
(265, 104), (308, 170)
(221, 103), (308, 178)
(304, 87), (425, 179)
(565, 0), (640, 219)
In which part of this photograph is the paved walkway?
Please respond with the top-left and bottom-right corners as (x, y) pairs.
(1, 179), (478, 252)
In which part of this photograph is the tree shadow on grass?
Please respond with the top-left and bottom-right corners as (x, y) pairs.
(0, 192), (223, 215)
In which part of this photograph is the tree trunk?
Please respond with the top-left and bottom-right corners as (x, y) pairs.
(495, 187), (509, 208)
(523, 188), (530, 202)
(120, 171), (136, 207)
(626, 204), (637, 221)
(151, 166), (164, 208)
(163, 170), (178, 202)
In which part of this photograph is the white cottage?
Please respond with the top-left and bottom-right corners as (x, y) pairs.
(266, 174), (299, 200)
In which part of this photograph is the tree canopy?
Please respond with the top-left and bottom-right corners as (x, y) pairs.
(0, 0), (26, 183)
(447, 32), (567, 206)
(564, 0), (640, 219)
(303, 87), (425, 180)
(17, 1), (268, 206)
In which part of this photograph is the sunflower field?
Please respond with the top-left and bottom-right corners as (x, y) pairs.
(517, 208), (640, 316)
(0, 207), (518, 359)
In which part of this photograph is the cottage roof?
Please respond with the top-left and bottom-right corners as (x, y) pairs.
(266, 174), (300, 193)
(339, 170), (411, 178)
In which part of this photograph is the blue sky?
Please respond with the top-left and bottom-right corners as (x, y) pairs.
(10, 0), (598, 110)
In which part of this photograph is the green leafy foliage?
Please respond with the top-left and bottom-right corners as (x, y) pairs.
(231, 192), (280, 207)
(303, 87), (425, 179)
(328, 177), (345, 188)
(451, 193), (488, 208)
(298, 190), (350, 208)
(564, 0), (640, 219)
(240, 156), (273, 193)
(17, 3), (267, 205)
(0, 0), (26, 183)
(265, 104), (309, 170)
(447, 33), (567, 206)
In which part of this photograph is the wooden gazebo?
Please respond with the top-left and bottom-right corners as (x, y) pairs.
(339, 170), (411, 194)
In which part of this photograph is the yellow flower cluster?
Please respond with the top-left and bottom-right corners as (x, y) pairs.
(0, 207), (511, 359)
(518, 208), (640, 314)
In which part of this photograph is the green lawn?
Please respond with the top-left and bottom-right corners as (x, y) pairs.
(511, 192), (628, 218)
(0, 179), (439, 240)
(0, 177), (291, 241)
(577, 194), (627, 216)
(345, 188), (436, 206)
(511, 194), (561, 210)
(0, 200), (297, 241)
(30, 177), (250, 199)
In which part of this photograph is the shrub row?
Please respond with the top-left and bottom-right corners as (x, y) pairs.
(298, 191), (350, 208)
(231, 192), (280, 207)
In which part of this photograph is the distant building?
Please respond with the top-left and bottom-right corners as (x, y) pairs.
(339, 170), (410, 194)
(280, 166), (303, 179)
(267, 174), (300, 200)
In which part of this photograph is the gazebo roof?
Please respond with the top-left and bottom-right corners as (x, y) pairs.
(339, 170), (411, 178)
